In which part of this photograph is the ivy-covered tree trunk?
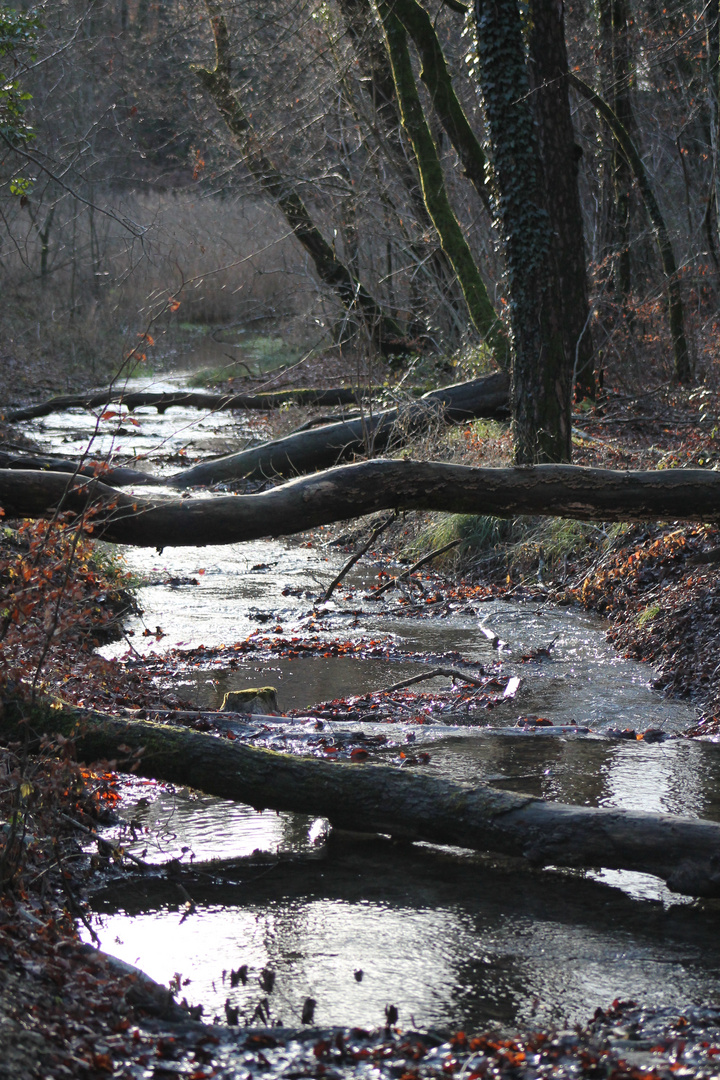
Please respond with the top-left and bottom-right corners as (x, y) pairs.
(473, 0), (571, 463)
(527, 0), (595, 402)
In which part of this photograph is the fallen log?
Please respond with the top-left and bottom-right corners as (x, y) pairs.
(3, 372), (510, 490)
(1, 460), (720, 548)
(4, 386), (379, 423)
(0, 450), (155, 487)
(9, 697), (720, 897)
(166, 371), (511, 487)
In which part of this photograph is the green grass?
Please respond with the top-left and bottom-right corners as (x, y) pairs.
(186, 335), (311, 387)
(637, 603), (661, 628)
(409, 513), (609, 578)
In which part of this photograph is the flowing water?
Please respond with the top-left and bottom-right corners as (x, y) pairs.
(18, 366), (720, 1034)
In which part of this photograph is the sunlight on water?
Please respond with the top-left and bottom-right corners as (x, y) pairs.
(113, 779), (323, 864)
(88, 886), (720, 1030)
(27, 366), (720, 1033)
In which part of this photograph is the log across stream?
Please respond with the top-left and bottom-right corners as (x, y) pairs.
(86, 535), (717, 1031)
(11, 367), (720, 1033)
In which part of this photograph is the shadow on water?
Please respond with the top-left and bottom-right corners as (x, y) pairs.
(90, 835), (720, 1031)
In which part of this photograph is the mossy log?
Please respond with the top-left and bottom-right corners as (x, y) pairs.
(7, 698), (720, 897)
(3, 373), (510, 488)
(3, 459), (720, 548)
(5, 387), (377, 424)
(166, 372), (510, 487)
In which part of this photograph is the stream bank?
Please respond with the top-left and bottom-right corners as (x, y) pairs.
(5, 359), (720, 1075)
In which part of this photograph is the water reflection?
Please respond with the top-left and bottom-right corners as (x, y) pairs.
(26, 366), (720, 1031)
(90, 840), (720, 1030)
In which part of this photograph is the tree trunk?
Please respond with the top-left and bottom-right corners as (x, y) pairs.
(705, 0), (720, 271)
(473, 0), (571, 463)
(527, 0), (595, 402)
(378, 0), (509, 363)
(0, 451), (154, 488)
(570, 75), (692, 384)
(337, 0), (467, 333)
(166, 372), (510, 487)
(8, 698), (720, 898)
(389, 0), (491, 214)
(596, 0), (636, 310)
(4, 460), (720, 549)
(195, 0), (403, 352)
(6, 387), (379, 424)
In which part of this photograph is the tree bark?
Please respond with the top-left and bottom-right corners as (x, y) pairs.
(377, 0), (509, 363)
(8, 698), (720, 898)
(165, 372), (510, 487)
(5, 387), (379, 424)
(196, 0), (403, 351)
(473, 0), (571, 464)
(2, 373), (510, 489)
(527, 0), (595, 402)
(596, 0), (636, 309)
(3, 459), (720, 549)
(570, 74), (691, 384)
(336, 0), (467, 333)
(389, 0), (491, 214)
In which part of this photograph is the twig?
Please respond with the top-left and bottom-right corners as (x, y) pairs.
(323, 512), (398, 602)
(368, 538), (461, 598)
(381, 666), (486, 693)
(59, 812), (152, 871)
(577, 415), (703, 425)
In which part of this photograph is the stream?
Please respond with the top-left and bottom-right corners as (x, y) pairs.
(19, 366), (720, 1035)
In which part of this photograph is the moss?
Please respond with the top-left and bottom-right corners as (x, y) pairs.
(220, 687), (279, 714)
(186, 335), (313, 387)
(378, 0), (508, 365)
(637, 603), (661, 628)
(409, 513), (608, 582)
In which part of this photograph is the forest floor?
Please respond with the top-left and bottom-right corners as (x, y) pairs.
(3, 356), (720, 1075)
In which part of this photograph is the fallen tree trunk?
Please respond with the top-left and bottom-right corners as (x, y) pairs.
(2, 459), (720, 547)
(167, 371), (511, 487)
(0, 450), (155, 487)
(3, 372), (510, 490)
(8, 698), (720, 897)
(5, 386), (377, 424)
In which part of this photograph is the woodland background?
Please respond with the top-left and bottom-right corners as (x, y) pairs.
(0, 0), (717, 409)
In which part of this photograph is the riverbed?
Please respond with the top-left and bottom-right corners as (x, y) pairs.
(18, 366), (720, 1035)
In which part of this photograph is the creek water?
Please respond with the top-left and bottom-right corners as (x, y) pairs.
(19, 367), (720, 1034)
